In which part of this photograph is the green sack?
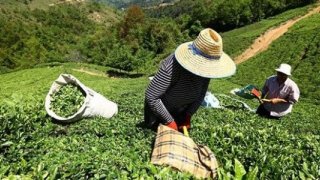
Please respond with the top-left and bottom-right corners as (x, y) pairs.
(234, 85), (258, 99)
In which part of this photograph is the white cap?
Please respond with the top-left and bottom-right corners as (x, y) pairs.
(275, 63), (291, 76)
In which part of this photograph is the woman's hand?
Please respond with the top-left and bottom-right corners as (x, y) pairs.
(178, 113), (191, 130)
(166, 121), (178, 131)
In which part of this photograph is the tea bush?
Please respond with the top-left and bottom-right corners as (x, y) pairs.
(50, 84), (86, 117)
(0, 65), (319, 179)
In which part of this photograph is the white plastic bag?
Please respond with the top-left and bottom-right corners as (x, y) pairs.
(45, 74), (118, 122)
(201, 91), (222, 108)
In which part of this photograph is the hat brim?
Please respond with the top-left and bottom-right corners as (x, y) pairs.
(175, 42), (236, 78)
(275, 68), (291, 76)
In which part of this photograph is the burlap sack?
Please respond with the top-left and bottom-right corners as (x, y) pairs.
(45, 74), (118, 122)
(151, 125), (218, 179)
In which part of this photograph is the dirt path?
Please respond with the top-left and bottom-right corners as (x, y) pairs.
(72, 68), (107, 77)
(234, 4), (320, 64)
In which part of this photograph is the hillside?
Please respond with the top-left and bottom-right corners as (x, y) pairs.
(222, 4), (314, 58)
(0, 0), (84, 10)
(234, 4), (320, 64)
(0, 64), (319, 179)
(221, 3), (320, 105)
(94, 0), (178, 8)
(229, 13), (320, 104)
(0, 0), (317, 75)
(0, 0), (121, 73)
(145, 0), (318, 32)
(0, 0), (120, 24)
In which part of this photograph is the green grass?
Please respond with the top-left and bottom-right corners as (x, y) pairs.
(222, 4), (316, 58)
(0, 64), (319, 179)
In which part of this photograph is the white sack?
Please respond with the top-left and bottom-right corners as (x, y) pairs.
(45, 74), (118, 122)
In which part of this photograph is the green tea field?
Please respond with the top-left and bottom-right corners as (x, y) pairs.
(1, 0), (320, 179)
(0, 64), (319, 179)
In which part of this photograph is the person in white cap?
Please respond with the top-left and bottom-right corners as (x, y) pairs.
(257, 63), (300, 118)
(144, 28), (236, 131)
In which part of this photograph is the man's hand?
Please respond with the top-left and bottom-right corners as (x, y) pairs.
(272, 98), (287, 104)
(166, 121), (178, 131)
(262, 98), (287, 104)
(251, 88), (261, 99)
(261, 99), (271, 103)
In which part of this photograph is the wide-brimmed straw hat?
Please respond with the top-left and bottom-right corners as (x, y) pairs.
(275, 63), (291, 76)
(175, 28), (236, 78)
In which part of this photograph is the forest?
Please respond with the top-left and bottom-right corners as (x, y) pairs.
(0, 0), (317, 74)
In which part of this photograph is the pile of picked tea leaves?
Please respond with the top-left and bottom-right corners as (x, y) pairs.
(50, 84), (85, 117)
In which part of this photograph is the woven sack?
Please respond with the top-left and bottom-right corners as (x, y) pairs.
(151, 125), (218, 179)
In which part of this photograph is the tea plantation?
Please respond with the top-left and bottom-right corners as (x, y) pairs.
(222, 4), (313, 58)
(0, 63), (319, 179)
(230, 13), (320, 105)
(1, 2), (320, 179)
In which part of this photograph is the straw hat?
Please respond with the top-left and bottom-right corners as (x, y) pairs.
(275, 63), (291, 76)
(175, 28), (236, 78)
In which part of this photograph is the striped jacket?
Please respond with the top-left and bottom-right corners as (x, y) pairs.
(145, 54), (210, 124)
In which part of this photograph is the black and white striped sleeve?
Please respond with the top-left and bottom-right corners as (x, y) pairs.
(145, 58), (174, 124)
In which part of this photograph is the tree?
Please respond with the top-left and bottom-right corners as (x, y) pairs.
(119, 5), (145, 38)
